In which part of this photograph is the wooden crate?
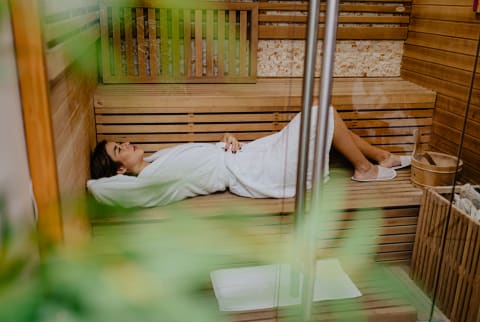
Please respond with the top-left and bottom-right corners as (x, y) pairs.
(411, 188), (480, 322)
(100, 0), (258, 83)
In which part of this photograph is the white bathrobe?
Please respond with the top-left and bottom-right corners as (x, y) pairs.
(87, 107), (334, 208)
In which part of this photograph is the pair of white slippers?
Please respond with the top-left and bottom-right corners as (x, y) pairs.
(352, 155), (412, 182)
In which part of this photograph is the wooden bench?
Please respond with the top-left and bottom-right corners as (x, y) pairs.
(92, 77), (436, 264)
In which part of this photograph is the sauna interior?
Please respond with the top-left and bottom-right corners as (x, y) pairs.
(1, 0), (480, 321)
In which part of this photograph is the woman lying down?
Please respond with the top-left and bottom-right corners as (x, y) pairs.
(87, 106), (411, 208)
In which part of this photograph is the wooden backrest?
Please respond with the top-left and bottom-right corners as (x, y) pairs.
(100, 0), (258, 84)
(258, 0), (411, 40)
(94, 78), (436, 155)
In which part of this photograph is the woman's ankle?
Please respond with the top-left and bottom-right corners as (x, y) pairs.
(353, 163), (377, 180)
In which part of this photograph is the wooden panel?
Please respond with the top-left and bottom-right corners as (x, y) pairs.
(411, 4), (480, 23)
(136, 8), (146, 77)
(42, 0), (100, 80)
(257, 1), (411, 40)
(99, 1), (258, 83)
(11, 0), (63, 247)
(94, 78), (436, 156)
(148, 8), (159, 76)
(407, 18), (480, 39)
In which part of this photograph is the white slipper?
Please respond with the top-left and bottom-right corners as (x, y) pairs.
(351, 166), (397, 182)
(392, 155), (412, 170)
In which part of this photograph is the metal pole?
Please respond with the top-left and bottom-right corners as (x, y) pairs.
(291, 0), (321, 298)
(302, 0), (340, 320)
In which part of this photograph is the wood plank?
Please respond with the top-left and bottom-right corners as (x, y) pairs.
(229, 10), (236, 76)
(195, 9), (203, 77)
(124, 8), (134, 76)
(11, 0), (63, 247)
(405, 31), (479, 56)
(136, 8), (146, 77)
(41, 0), (98, 16)
(112, 7), (122, 76)
(159, 8), (169, 77)
(402, 57), (480, 90)
(259, 14), (409, 24)
(171, 9), (180, 77)
(43, 11), (99, 44)
(259, 26), (408, 40)
(403, 44), (479, 72)
(206, 10), (214, 77)
(411, 4), (480, 23)
(239, 10), (247, 77)
(407, 18), (480, 40)
(148, 8), (159, 76)
(184, 9), (192, 77)
(46, 23), (100, 81)
(217, 10), (225, 78)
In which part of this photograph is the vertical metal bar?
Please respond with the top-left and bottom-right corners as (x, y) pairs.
(292, 0), (321, 298)
(302, 0), (340, 320)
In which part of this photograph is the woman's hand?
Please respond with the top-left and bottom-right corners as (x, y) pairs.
(221, 132), (242, 153)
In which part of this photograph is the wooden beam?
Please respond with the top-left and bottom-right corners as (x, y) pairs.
(9, 0), (63, 248)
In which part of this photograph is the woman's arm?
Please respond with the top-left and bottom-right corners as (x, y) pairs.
(221, 132), (242, 153)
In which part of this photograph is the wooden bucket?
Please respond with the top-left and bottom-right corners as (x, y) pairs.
(411, 151), (463, 188)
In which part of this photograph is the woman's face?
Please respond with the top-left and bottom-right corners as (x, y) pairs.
(105, 142), (144, 174)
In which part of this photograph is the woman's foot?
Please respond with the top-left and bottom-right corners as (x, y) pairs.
(379, 153), (401, 168)
(352, 164), (396, 182)
(379, 153), (412, 170)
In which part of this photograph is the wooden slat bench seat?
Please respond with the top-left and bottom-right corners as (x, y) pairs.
(92, 169), (422, 263)
(91, 77), (436, 264)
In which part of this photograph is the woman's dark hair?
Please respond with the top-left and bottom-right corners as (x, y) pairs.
(90, 140), (122, 179)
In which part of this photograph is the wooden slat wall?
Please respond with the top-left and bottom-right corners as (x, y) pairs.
(258, 0), (412, 40)
(400, 0), (480, 185)
(94, 78), (436, 156)
(41, 0), (100, 198)
(99, 0), (258, 83)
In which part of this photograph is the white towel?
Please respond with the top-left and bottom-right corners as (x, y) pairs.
(210, 258), (361, 312)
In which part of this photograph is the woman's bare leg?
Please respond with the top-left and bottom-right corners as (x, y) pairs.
(332, 109), (402, 169)
(331, 109), (380, 180)
(348, 131), (401, 168)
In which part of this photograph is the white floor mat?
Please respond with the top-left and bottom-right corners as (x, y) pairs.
(210, 258), (361, 311)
